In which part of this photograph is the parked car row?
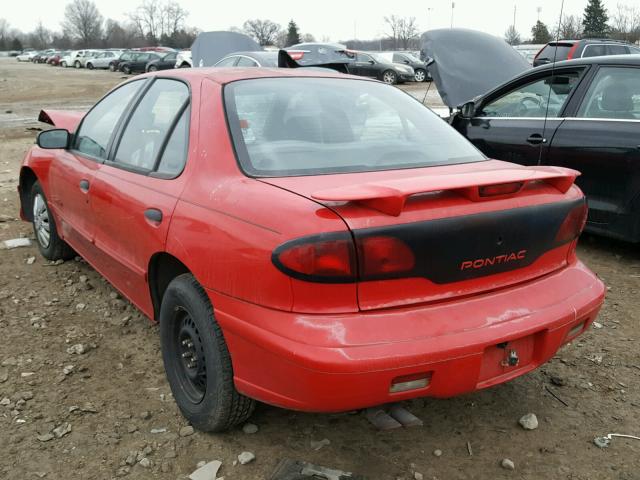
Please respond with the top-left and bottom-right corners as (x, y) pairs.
(16, 47), (179, 74)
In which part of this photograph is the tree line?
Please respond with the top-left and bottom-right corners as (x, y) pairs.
(506, 0), (640, 45)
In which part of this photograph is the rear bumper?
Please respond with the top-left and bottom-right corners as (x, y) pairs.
(210, 261), (604, 412)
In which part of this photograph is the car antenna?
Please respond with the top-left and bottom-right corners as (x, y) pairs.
(538, 0), (565, 166)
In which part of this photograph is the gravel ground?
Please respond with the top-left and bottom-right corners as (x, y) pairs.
(0, 58), (639, 480)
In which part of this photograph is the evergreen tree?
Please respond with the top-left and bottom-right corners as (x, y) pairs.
(531, 20), (552, 43)
(582, 0), (609, 38)
(285, 20), (301, 47)
(11, 37), (22, 51)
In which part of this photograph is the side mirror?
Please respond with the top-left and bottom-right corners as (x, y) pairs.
(459, 101), (476, 119)
(37, 129), (70, 149)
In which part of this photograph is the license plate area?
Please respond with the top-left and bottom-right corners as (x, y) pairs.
(478, 332), (542, 384)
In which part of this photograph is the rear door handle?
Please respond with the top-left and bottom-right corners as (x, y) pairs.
(527, 134), (546, 145)
(79, 179), (90, 192)
(144, 208), (163, 223)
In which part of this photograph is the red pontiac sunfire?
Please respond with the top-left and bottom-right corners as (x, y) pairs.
(19, 68), (605, 431)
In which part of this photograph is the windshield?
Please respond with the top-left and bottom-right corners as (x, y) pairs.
(224, 78), (485, 177)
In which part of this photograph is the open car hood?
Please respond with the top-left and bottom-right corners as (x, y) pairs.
(422, 28), (530, 108)
(191, 31), (262, 67)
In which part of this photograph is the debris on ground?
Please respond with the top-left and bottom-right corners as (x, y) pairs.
(2, 238), (31, 249)
(594, 433), (640, 448)
(238, 451), (255, 465)
(433, 449), (443, 457)
(365, 407), (401, 430)
(500, 458), (515, 470)
(270, 458), (366, 480)
(389, 404), (423, 427)
(188, 460), (222, 480)
(519, 413), (539, 430)
(310, 438), (330, 451)
(179, 425), (194, 437)
(242, 423), (258, 434)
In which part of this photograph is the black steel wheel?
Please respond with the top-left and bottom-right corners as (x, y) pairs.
(160, 274), (255, 432)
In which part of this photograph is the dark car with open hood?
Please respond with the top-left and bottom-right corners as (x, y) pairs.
(424, 28), (640, 243)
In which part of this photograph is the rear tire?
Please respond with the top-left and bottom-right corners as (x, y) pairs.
(160, 274), (255, 432)
(414, 68), (427, 82)
(87, 62), (94, 70)
(30, 182), (74, 261)
(122, 65), (131, 74)
(148, 65), (158, 72)
(74, 60), (81, 69)
(109, 63), (116, 72)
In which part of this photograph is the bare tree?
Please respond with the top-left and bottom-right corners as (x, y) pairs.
(504, 25), (521, 45)
(301, 33), (315, 43)
(129, 0), (188, 44)
(398, 17), (419, 49)
(62, 0), (103, 47)
(31, 21), (52, 49)
(384, 15), (402, 49)
(610, 3), (640, 42)
(163, 2), (188, 38)
(554, 14), (583, 39)
(243, 19), (281, 46)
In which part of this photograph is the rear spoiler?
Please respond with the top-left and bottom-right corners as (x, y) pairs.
(311, 166), (580, 216)
(38, 109), (85, 132)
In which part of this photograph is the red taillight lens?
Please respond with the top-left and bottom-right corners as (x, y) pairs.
(274, 234), (356, 281)
(287, 51), (305, 61)
(479, 182), (523, 197)
(555, 201), (588, 244)
(358, 236), (415, 277)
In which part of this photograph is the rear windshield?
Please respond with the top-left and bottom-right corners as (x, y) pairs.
(537, 43), (574, 61)
(224, 78), (485, 177)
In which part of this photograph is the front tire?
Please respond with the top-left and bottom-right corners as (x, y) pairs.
(160, 274), (255, 432)
(74, 60), (81, 69)
(148, 65), (158, 72)
(109, 63), (116, 72)
(30, 182), (74, 261)
(382, 70), (398, 84)
(86, 62), (94, 70)
(122, 65), (131, 74)
(414, 68), (427, 82)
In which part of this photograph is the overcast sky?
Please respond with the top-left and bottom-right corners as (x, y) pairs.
(2, 0), (630, 41)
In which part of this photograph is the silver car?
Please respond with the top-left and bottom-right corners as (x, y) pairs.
(85, 50), (122, 69)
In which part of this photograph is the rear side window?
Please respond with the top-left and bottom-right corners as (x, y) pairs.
(114, 79), (189, 173)
(224, 77), (484, 177)
(216, 56), (238, 67)
(74, 80), (144, 159)
(537, 43), (573, 61)
(577, 66), (640, 119)
(582, 44), (608, 58)
(607, 44), (629, 55)
(236, 56), (259, 67)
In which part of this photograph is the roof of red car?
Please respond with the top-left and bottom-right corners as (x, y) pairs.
(140, 67), (365, 85)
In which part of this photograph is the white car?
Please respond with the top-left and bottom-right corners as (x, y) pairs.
(175, 50), (192, 68)
(16, 51), (36, 62)
(60, 50), (90, 68)
(85, 50), (123, 70)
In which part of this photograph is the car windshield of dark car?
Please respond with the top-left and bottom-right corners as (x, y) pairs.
(224, 78), (485, 176)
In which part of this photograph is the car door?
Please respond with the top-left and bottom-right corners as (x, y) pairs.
(353, 53), (376, 78)
(458, 67), (585, 166)
(48, 79), (145, 259)
(546, 65), (640, 241)
(89, 78), (192, 313)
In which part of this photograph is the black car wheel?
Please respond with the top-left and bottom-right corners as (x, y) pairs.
(179, 63), (190, 68)
(86, 62), (94, 70)
(109, 63), (116, 72)
(122, 65), (131, 74)
(30, 182), (74, 261)
(414, 69), (427, 82)
(160, 274), (255, 432)
(382, 70), (398, 85)
(148, 65), (158, 72)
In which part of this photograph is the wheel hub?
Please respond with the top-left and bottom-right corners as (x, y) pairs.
(175, 311), (207, 403)
(32, 193), (51, 248)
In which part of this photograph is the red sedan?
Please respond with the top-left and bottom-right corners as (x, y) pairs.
(19, 68), (605, 432)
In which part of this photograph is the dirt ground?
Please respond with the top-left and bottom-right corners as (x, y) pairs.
(0, 57), (639, 480)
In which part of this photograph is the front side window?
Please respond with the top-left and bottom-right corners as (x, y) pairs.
(480, 71), (581, 118)
(356, 53), (374, 63)
(577, 67), (640, 119)
(114, 79), (189, 172)
(236, 57), (259, 67)
(224, 77), (484, 177)
(74, 80), (144, 159)
(215, 56), (238, 67)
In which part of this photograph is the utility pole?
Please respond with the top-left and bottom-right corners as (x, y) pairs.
(537, 6), (542, 22)
(427, 7), (433, 30)
(513, 5), (517, 28)
(450, 2), (455, 28)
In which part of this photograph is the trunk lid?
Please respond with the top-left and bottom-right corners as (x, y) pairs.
(264, 160), (585, 310)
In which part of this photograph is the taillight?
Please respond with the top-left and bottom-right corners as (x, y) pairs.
(555, 200), (588, 244)
(358, 236), (415, 277)
(566, 43), (579, 60)
(273, 233), (356, 282)
(273, 233), (416, 282)
(287, 51), (305, 61)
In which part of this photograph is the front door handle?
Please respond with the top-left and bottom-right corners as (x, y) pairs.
(527, 134), (546, 145)
(79, 179), (90, 192)
(144, 208), (163, 223)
